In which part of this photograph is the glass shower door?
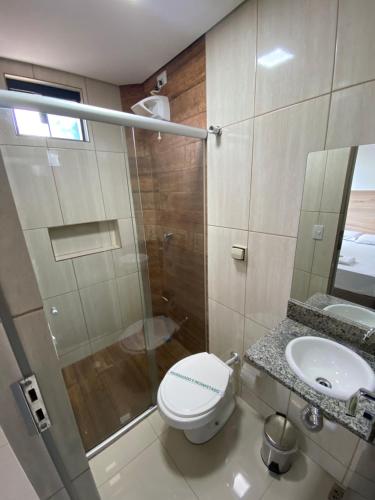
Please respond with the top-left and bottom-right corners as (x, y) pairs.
(1, 107), (207, 454)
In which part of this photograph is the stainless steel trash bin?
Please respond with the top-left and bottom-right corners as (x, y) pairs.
(261, 413), (298, 474)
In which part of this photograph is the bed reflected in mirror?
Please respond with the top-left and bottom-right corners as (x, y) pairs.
(291, 144), (375, 327)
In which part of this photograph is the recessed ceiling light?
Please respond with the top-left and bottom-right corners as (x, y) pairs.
(258, 48), (294, 68)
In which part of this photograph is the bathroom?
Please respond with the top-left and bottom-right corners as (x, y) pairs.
(0, 0), (375, 498)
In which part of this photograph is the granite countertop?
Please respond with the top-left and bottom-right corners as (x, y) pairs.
(244, 318), (375, 442)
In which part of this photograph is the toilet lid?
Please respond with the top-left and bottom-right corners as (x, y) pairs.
(159, 353), (232, 418)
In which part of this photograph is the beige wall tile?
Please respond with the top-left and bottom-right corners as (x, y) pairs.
(90, 330), (123, 354)
(262, 453), (335, 500)
(85, 78), (124, 152)
(59, 343), (92, 369)
(91, 123), (125, 153)
(0, 444), (39, 500)
(290, 269), (310, 302)
(349, 438), (375, 485)
(73, 251), (115, 288)
(43, 291), (90, 355)
(343, 470), (375, 500)
(243, 317), (270, 351)
(308, 273), (329, 297)
(327, 81), (375, 149)
(117, 272), (144, 329)
(249, 97), (330, 237)
(207, 119), (253, 229)
(51, 148), (105, 224)
(245, 232), (296, 329)
(112, 218), (138, 277)
(320, 147), (351, 213)
(24, 228), (77, 299)
(0, 57), (33, 88)
(241, 371), (290, 415)
(334, 0), (375, 90)
(301, 151), (327, 211)
(2, 145), (63, 229)
(239, 385), (275, 420)
(294, 211), (319, 273)
(207, 225), (248, 313)
(288, 393), (359, 469)
(97, 151), (131, 219)
(206, 0), (256, 127)
(80, 279), (122, 340)
(311, 212), (340, 278)
(85, 78), (122, 110)
(208, 299), (244, 361)
(0, 153), (42, 316)
(255, 0), (337, 115)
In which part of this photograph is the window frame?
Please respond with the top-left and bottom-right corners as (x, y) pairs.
(5, 75), (89, 142)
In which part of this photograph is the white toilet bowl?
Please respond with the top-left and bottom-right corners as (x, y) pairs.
(157, 352), (235, 444)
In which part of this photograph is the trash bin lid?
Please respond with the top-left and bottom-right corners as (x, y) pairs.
(264, 414), (297, 451)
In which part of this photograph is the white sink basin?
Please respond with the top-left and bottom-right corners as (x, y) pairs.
(285, 336), (375, 400)
(323, 304), (375, 328)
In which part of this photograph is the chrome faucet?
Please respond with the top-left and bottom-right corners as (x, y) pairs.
(346, 388), (375, 417)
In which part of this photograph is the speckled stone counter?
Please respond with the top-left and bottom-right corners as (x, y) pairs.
(244, 318), (375, 442)
(287, 298), (375, 354)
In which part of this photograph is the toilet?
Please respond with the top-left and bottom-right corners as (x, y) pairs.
(157, 352), (235, 444)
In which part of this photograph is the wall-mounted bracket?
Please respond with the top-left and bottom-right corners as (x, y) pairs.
(15, 374), (51, 434)
(208, 125), (222, 136)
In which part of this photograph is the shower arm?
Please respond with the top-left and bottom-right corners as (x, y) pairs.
(0, 90), (208, 139)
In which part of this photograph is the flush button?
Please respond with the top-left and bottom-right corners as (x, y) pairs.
(231, 245), (246, 261)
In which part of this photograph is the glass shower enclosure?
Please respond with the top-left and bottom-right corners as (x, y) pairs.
(0, 90), (207, 455)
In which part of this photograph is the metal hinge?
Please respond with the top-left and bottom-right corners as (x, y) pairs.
(14, 374), (51, 434)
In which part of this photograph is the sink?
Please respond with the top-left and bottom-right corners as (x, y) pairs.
(285, 336), (375, 400)
(323, 304), (375, 328)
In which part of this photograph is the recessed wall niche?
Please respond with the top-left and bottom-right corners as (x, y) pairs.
(48, 219), (121, 261)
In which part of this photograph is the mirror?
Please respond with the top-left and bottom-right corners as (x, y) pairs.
(291, 144), (375, 328)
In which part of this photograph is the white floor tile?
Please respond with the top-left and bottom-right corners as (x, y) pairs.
(160, 399), (273, 500)
(261, 452), (335, 500)
(90, 419), (157, 487)
(98, 440), (196, 500)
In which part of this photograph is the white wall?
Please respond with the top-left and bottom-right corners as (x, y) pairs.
(352, 144), (375, 190)
(206, 1), (375, 498)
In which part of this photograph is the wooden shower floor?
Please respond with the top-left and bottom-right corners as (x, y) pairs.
(62, 336), (190, 452)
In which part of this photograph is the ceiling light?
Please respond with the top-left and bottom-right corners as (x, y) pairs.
(258, 48), (294, 68)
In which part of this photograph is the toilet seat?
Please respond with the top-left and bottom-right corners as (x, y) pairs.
(158, 353), (232, 420)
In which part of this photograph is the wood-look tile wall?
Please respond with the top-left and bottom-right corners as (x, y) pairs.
(120, 37), (207, 354)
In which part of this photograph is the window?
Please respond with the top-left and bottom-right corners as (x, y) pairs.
(6, 77), (88, 141)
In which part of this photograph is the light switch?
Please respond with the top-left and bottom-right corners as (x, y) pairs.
(231, 245), (246, 261)
(312, 224), (324, 240)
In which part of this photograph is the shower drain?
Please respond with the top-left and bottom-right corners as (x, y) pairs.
(315, 377), (332, 389)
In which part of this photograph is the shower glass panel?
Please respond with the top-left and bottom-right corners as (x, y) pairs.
(0, 107), (207, 453)
(127, 128), (207, 381)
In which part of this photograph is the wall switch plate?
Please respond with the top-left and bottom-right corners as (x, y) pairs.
(312, 224), (324, 240)
(156, 70), (167, 90)
(231, 245), (246, 261)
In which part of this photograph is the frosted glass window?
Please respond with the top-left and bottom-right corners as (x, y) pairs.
(13, 110), (85, 140)
(6, 77), (87, 141)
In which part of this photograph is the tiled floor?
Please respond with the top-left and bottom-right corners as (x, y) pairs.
(90, 398), (340, 500)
